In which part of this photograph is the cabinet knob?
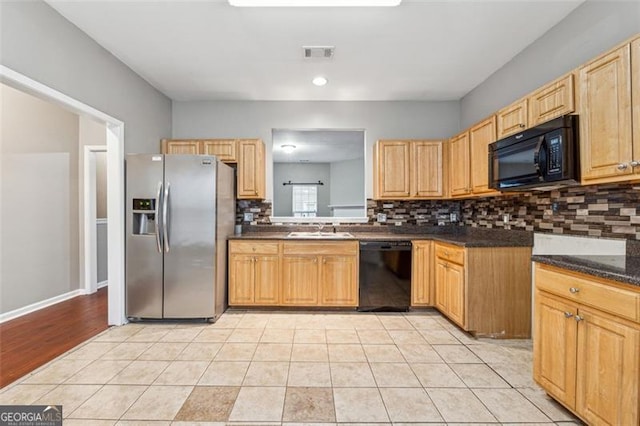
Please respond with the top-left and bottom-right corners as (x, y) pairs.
(519, 123), (525, 128)
(617, 163), (628, 170)
(564, 311), (574, 319)
(631, 160), (640, 167)
(575, 315), (584, 322)
(569, 287), (580, 294)
(323, 258), (326, 264)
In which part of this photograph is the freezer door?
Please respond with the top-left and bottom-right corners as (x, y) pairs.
(163, 155), (217, 318)
(126, 154), (164, 319)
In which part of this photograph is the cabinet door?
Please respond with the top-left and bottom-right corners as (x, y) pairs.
(254, 255), (280, 304)
(228, 255), (255, 305)
(412, 141), (444, 198)
(533, 291), (577, 410)
(411, 241), (432, 306)
(469, 116), (498, 195)
(320, 256), (358, 306)
(632, 37), (640, 175)
(579, 44), (633, 182)
(528, 73), (575, 127)
(434, 258), (448, 313)
(281, 256), (319, 305)
(497, 98), (528, 139)
(449, 132), (471, 197)
(446, 261), (465, 327)
(202, 139), (237, 162)
(237, 139), (265, 199)
(162, 140), (200, 155)
(575, 307), (640, 426)
(375, 140), (411, 198)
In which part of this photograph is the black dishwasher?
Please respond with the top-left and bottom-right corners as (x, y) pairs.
(358, 241), (412, 312)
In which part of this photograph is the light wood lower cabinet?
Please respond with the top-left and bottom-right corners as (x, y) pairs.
(228, 241), (279, 305)
(229, 240), (358, 307)
(533, 262), (640, 425)
(432, 242), (532, 338)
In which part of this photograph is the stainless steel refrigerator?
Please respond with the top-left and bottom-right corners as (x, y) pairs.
(125, 154), (235, 321)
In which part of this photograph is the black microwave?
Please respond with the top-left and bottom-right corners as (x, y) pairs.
(489, 115), (579, 191)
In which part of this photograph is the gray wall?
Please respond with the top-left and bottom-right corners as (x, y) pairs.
(173, 101), (460, 199)
(330, 158), (365, 207)
(461, 0), (640, 128)
(1, 84), (80, 313)
(0, 1), (172, 154)
(273, 163), (331, 217)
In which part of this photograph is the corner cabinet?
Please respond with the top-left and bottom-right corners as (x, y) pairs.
(161, 138), (265, 199)
(449, 132), (471, 197)
(579, 38), (640, 184)
(533, 262), (640, 425)
(229, 240), (358, 308)
(373, 140), (446, 199)
(432, 242), (532, 338)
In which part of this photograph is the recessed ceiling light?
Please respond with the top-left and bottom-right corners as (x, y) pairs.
(281, 144), (296, 153)
(312, 76), (328, 86)
(229, 0), (401, 6)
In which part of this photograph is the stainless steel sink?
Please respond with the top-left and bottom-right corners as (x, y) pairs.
(286, 231), (354, 239)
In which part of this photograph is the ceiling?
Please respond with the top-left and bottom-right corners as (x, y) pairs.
(47, 0), (584, 102)
(272, 129), (364, 162)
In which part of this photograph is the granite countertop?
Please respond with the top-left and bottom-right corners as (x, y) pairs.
(532, 255), (640, 287)
(229, 226), (533, 248)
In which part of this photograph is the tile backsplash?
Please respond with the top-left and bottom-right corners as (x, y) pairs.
(236, 182), (640, 240)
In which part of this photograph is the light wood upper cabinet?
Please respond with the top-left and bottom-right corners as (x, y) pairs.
(374, 140), (411, 198)
(469, 116), (498, 195)
(374, 140), (446, 199)
(201, 139), (237, 162)
(162, 139), (200, 155)
(497, 98), (528, 139)
(528, 73), (576, 127)
(411, 241), (433, 306)
(632, 37), (640, 176)
(533, 262), (640, 425)
(579, 43), (634, 183)
(237, 139), (265, 199)
(449, 132), (471, 197)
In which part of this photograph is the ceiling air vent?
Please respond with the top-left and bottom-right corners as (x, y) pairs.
(303, 46), (335, 59)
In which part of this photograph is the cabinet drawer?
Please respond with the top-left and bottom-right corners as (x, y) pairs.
(434, 243), (465, 265)
(230, 240), (280, 255)
(283, 241), (358, 256)
(535, 263), (640, 323)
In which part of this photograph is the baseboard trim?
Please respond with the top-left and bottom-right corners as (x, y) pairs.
(97, 280), (108, 289)
(0, 289), (84, 324)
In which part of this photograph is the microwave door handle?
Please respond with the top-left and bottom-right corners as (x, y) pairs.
(533, 136), (546, 181)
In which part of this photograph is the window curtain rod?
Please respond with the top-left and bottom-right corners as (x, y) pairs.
(283, 180), (324, 186)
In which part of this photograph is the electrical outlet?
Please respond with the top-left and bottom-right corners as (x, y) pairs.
(377, 213), (387, 223)
(243, 212), (254, 222)
(503, 213), (510, 224)
(450, 213), (458, 223)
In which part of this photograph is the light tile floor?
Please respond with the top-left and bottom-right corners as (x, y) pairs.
(0, 310), (584, 425)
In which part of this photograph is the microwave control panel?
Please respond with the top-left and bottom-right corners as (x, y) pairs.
(548, 135), (562, 174)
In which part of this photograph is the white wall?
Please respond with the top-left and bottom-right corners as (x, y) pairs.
(173, 101), (460, 199)
(460, 0), (640, 128)
(0, 1), (172, 154)
(1, 84), (80, 314)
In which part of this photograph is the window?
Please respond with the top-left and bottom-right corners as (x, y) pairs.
(292, 185), (317, 217)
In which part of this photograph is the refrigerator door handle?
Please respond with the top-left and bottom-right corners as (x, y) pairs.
(155, 181), (163, 253)
(163, 181), (171, 253)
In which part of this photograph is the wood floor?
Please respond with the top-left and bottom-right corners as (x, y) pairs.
(0, 288), (108, 388)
